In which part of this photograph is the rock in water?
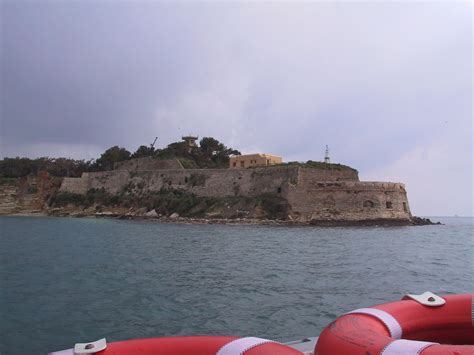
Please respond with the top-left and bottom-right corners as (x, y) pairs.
(145, 209), (158, 217)
(411, 216), (442, 225)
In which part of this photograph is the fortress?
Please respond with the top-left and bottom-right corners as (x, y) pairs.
(59, 156), (413, 225)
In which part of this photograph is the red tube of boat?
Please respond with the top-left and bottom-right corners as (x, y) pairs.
(50, 335), (303, 355)
(315, 293), (474, 355)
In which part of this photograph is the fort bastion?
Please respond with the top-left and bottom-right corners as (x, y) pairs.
(60, 157), (412, 224)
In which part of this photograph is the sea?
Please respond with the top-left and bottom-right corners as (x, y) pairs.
(0, 216), (472, 355)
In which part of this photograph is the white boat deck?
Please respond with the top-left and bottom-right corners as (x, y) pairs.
(285, 337), (318, 354)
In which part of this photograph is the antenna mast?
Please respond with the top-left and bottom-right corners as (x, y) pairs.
(324, 145), (330, 164)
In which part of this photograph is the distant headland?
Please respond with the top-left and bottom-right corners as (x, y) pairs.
(0, 136), (439, 226)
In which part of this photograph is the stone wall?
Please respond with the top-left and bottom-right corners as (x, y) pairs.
(60, 166), (295, 197)
(57, 165), (413, 223)
(59, 166), (358, 197)
(60, 175), (89, 194)
(114, 157), (183, 171)
(286, 180), (411, 222)
(292, 166), (359, 182)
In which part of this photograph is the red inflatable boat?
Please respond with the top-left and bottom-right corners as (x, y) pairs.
(50, 292), (473, 355)
(315, 292), (474, 355)
(50, 336), (302, 355)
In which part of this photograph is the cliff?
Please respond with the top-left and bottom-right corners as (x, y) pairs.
(0, 173), (60, 215)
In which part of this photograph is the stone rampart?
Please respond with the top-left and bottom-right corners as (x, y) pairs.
(58, 165), (411, 223)
(286, 180), (411, 222)
(60, 175), (90, 195)
(60, 166), (297, 197)
(114, 158), (183, 171)
(294, 166), (359, 183)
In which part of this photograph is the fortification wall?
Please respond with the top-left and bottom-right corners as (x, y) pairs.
(58, 165), (410, 223)
(295, 167), (359, 182)
(60, 166), (297, 197)
(114, 157), (183, 171)
(60, 175), (90, 194)
(286, 180), (411, 222)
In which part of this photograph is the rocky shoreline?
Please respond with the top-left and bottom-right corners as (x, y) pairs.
(410, 216), (442, 226)
(3, 208), (442, 227)
(0, 165), (421, 227)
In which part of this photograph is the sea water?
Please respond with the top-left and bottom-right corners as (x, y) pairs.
(0, 216), (472, 355)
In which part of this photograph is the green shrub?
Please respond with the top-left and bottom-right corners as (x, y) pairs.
(50, 192), (85, 206)
(179, 158), (199, 169)
(27, 186), (38, 194)
(0, 178), (17, 185)
(254, 193), (289, 219)
(187, 173), (206, 187)
(249, 161), (358, 173)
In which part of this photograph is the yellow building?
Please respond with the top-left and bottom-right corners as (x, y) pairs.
(229, 154), (283, 169)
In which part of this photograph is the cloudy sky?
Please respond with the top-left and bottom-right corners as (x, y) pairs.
(1, 1), (472, 216)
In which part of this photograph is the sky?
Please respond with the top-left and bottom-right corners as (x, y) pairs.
(0, 1), (472, 216)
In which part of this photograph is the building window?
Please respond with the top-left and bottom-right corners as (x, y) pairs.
(240, 161), (245, 167)
(403, 202), (408, 212)
(233, 162), (236, 167)
(363, 200), (375, 208)
(386, 201), (393, 209)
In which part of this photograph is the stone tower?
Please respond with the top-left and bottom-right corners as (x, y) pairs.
(182, 135), (198, 147)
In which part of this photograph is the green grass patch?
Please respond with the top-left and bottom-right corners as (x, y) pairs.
(248, 160), (357, 173)
(0, 178), (18, 185)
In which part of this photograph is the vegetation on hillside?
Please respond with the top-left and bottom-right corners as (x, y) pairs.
(0, 137), (240, 177)
(254, 160), (358, 173)
(0, 157), (95, 178)
(95, 146), (131, 171)
(156, 137), (240, 169)
(50, 188), (288, 220)
(1, 135), (357, 178)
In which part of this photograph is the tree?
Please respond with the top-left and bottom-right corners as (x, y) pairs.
(147, 136), (240, 168)
(200, 137), (240, 157)
(0, 157), (33, 178)
(95, 146), (131, 171)
(0, 157), (94, 178)
(199, 137), (222, 157)
(161, 142), (189, 157)
(131, 145), (155, 159)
